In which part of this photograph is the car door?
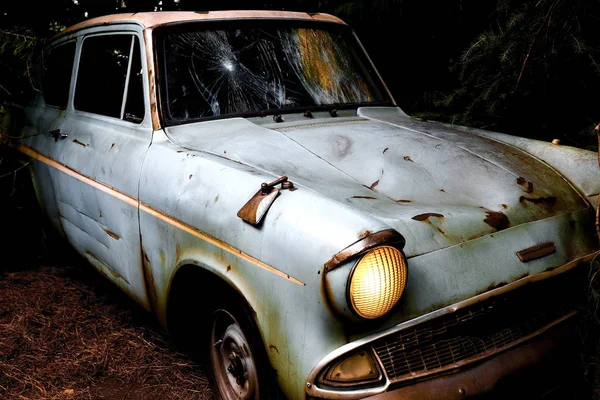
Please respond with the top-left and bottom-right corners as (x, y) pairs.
(47, 27), (153, 308)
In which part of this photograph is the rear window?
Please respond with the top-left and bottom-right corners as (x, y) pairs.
(42, 42), (76, 108)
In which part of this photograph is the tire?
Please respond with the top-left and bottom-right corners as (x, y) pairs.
(208, 299), (279, 400)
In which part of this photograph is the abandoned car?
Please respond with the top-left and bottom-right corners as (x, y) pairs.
(2, 10), (600, 399)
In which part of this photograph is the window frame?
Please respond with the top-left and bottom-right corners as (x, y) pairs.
(41, 39), (78, 110)
(70, 28), (150, 126)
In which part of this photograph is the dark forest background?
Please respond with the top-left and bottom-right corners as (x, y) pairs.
(2, 0), (600, 149)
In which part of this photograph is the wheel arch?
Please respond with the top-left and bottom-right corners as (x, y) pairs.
(165, 262), (260, 351)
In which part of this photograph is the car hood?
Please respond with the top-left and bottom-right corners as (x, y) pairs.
(164, 107), (588, 257)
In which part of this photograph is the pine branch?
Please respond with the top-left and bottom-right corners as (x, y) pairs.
(515, 3), (556, 90)
(0, 83), (12, 96)
(0, 30), (36, 41)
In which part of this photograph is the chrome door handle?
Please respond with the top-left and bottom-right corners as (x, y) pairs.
(49, 129), (68, 142)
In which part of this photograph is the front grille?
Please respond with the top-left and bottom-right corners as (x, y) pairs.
(372, 268), (583, 383)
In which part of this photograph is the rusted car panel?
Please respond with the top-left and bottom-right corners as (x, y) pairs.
(3, 10), (600, 400)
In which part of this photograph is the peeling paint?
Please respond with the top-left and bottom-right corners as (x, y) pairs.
(269, 344), (280, 354)
(412, 213), (444, 222)
(359, 230), (373, 239)
(72, 139), (88, 147)
(516, 177), (534, 193)
(483, 211), (510, 231)
(519, 196), (557, 207)
(403, 156), (413, 162)
(104, 228), (121, 240)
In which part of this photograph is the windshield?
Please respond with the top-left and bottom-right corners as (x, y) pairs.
(156, 20), (392, 124)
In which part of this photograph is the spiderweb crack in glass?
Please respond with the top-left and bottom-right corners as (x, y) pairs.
(160, 22), (388, 122)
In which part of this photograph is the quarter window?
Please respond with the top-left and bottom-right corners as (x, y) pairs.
(42, 42), (76, 108)
(75, 34), (145, 123)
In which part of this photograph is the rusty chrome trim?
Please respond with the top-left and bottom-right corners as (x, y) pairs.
(516, 242), (556, 262)
(306, 250), (599, 399)
(17, 144), (305, 286)
(324, 230), (405, 272)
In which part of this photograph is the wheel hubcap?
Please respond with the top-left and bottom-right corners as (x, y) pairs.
(210, 310), (259, 399)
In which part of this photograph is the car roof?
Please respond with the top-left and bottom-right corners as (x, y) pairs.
(60, 10), (346, 36)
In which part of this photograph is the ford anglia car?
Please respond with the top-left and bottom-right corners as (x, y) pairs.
(2, 10), (600, 400)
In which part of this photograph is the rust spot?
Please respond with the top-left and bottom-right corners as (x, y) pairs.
(99, 211), (103, 218)
(352, 195), (377, 200)
(110, 143), (115, 150)
(104, 229), (120, 241)
(516, 272), (530, 280)
(516, 177), (534, 193)
(226, 265), (231, 273)
(215, 195), (219, 202)
(383, 147), (389, 154)
(395, 199), (412, 203)
(142, 249), (158, 313)
(403, 156), (414, 162)
(483, 211), (510, 231)
(440, 189), (446, 193)
(436, 227), (447, 236)
(501, 204), (508, 209)
(412, 213), (444, 221)
(483, 281), (507, 293)
(269, 344), (280, 354)
(519, 196), (557, 207)
(189, 174), (193, 179)
(72, 139), (88, 147)
(359, 230), (373, 239)
(159, 251), (166, 265)
(369, 179), (380, 190)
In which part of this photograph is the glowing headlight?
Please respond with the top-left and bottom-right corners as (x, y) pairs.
(348, 246), (407, 319)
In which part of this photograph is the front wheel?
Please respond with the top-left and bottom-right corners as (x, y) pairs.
(209, 304), (278, 399)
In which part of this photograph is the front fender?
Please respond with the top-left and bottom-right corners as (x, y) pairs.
(138, 129), (397, 399)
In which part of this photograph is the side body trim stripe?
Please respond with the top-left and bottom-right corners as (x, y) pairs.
(18, 144), (305, 286)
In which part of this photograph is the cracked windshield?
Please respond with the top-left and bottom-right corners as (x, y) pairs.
(159, 22), (390, 123)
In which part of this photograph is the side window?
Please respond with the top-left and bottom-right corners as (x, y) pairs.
(42, 42), (76, 108)
(75, 34), (145, 123)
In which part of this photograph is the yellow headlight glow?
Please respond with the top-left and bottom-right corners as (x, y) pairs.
(349, 246), (407, 319)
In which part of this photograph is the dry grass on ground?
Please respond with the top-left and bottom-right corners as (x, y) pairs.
(0, 263), (211, 400)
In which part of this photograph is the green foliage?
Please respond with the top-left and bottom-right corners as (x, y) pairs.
(417, 0), (600, 149)
(0, 27), (39, 102)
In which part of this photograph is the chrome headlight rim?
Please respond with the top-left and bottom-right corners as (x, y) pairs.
(346, 245), (408, 320)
